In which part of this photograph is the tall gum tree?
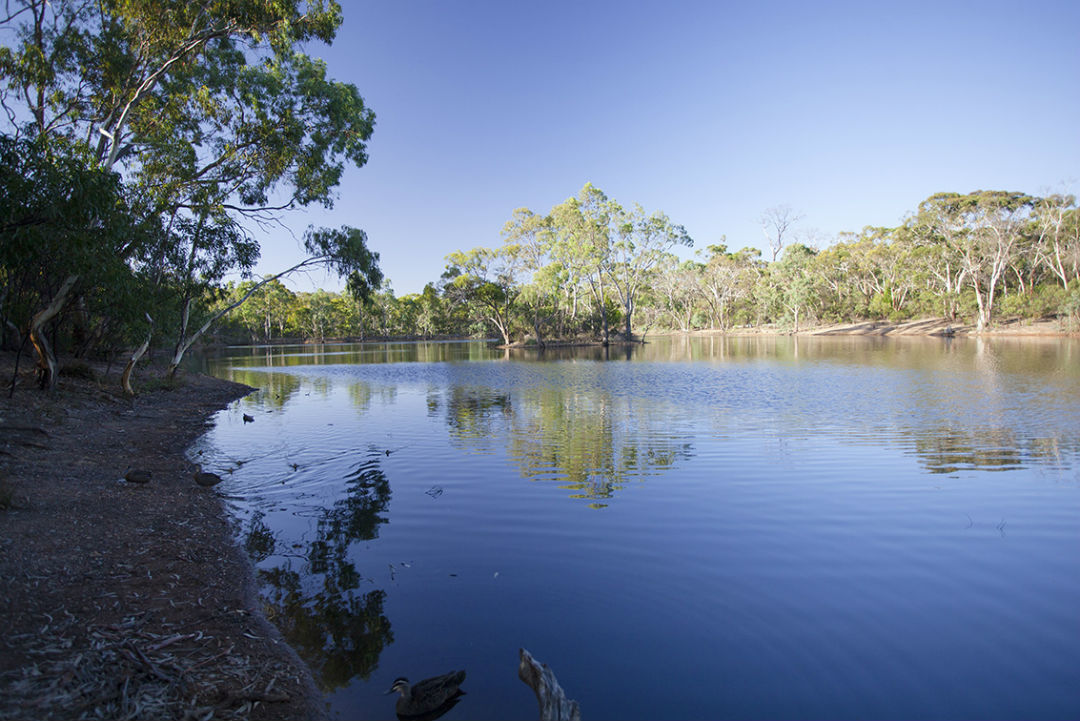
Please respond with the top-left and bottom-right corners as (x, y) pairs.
(442, 247), (522, 346)
(501, 208), (557, 346)
(696, 244), (761, 330)
(550, 183), (617, 344)
(1032, 194), (1080, 291)
(760, 205), (804, 262)
(0, 0), (378, 389)
(610, 203), (692, 340)
(913, 191), (1034, 331)
(0, 135), (148, 389)
(908, 196), (971, 320)
(767, 243), (819, 332)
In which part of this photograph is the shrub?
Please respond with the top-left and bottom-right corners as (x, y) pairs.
(998, 285), (1066, 319)
(59, 362), (98, 382)
(1061, 287), (1080, 328)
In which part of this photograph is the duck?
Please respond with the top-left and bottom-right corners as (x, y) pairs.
(386, 670), (466, 719)
(191, 463), (223, 488)
(243, 413), (254, 423)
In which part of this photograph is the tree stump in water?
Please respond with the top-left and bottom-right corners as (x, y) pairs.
(518, 647), (581, 721)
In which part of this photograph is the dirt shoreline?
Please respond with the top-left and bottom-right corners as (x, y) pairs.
(0, 354), (326, 721)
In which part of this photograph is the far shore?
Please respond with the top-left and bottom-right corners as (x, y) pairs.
(682, 317), (1076, 338)
(202, 317), (1077, 351)
(499, 317), (1076, 349)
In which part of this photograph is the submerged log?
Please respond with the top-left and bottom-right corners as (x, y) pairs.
(518, 648), (581, 721)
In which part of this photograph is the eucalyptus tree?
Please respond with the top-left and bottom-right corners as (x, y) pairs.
(162, 225), (379, 377)
(366, 281), (403, 337)
(159, 213), (258, 367)
(1, 0), (379, 387)
(442, 246), (523, 346)
(0, 135), (153, 388)
(651, 254), (704, 332)
(408, 283), (444, 339)
(697, 244), (761, 330)
(760, 205), (804, 262)
(906, 198), (970, 320)
(1031, 194), (1080, 291)
(301, 290), (337, 341)
(912, 191), (1034, 330)
(502, 208), (558, 346)
(503, 183), (696, 343)
(812, 237), (859, 320)
(827, 226), (917, 319)
(610, 204), (693, 340)
(549, 183), (617, 344)
(767, 243), (819, 332)
(228, 278), (294, 342)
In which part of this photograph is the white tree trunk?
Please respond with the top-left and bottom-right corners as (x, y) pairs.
(29, 274), (78, 390)
(121, 321), (154, 396)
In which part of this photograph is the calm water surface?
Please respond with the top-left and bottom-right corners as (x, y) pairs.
(195, 336), (1080, 720)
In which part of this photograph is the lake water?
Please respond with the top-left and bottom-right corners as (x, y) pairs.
(195, 336), (1080, 720)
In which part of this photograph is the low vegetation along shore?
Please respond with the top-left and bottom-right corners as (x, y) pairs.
(0, 354), (325, 721)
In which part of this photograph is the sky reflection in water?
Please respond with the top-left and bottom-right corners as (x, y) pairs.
(196, 336), (1080, 720)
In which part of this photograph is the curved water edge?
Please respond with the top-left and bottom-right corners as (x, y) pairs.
(193, 336), (1080, 720)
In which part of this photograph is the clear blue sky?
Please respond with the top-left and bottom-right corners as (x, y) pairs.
(257, 0), (1080, 295)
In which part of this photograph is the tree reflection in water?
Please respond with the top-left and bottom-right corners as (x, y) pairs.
(431, 382), (694, 508)
(910, 426), (1080, 474)
(243, 454), (394, 690)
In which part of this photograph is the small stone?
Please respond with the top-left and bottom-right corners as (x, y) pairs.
(123, 468), (152, 484)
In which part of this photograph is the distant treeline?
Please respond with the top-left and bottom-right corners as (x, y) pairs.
(212, 184), (1080, 346)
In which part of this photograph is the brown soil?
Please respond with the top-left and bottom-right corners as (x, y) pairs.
(0, 353), (326, 721)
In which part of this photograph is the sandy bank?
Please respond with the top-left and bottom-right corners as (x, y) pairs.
(671, 317), (1075, 338)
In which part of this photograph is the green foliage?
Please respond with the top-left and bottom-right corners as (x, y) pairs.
(867, 292), (893, 320)
(305, 226), (383, 303)
(997, 284), (1066, 320)
(428, 187), (1077, 338)
(0, 134), (157, 355)
(1061, 287), (1080, 328)
(0, 1), (381, 378)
